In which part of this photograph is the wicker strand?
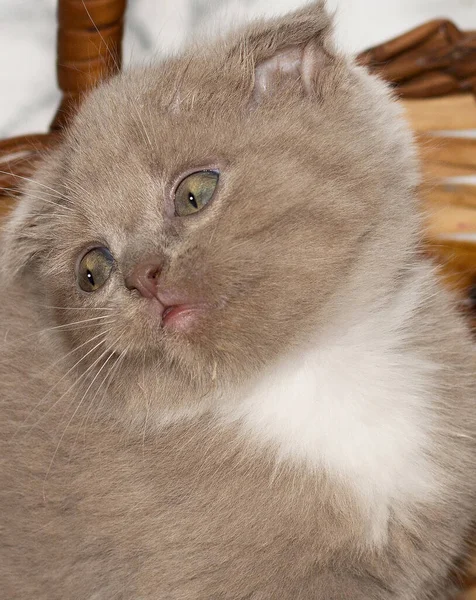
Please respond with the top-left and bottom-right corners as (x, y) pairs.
(51, 0), (127, 130)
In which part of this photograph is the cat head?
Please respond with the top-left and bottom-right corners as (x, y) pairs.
(2, 2), (419, 413)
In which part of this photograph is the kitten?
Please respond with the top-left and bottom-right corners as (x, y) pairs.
(1, 2), (475, 598)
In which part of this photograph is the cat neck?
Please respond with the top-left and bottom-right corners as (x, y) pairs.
(219, 262), (441, 544)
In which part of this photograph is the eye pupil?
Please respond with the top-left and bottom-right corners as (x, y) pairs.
(87, 270), (95, 286)
(188, 193), (198, 209)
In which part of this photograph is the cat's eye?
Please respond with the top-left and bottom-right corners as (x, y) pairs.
(174, 170), (219, 216)
(77, 247), (114, 292)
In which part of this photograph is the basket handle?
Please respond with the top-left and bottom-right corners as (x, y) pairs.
(51, 0), (127, 130)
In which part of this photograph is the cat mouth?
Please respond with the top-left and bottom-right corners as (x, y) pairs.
(161, 303), (208, 331)
(139, 289), (209, 332)
(137, 286), (219, 332)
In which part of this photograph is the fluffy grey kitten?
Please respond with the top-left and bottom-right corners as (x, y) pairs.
(1, 2), (475, 598)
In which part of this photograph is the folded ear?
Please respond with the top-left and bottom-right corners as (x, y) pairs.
(253, 39), (329, 100)
(228, 1), (336, 102)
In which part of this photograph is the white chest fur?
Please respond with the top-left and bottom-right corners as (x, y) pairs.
(220, 307), (441, 542)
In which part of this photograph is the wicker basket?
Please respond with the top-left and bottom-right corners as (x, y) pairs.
(0, 0), (126, 210)
(0, 2), (475, 596)
(359, 20), (476, 333)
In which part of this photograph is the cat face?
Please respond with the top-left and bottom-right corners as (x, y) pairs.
(3, 3), (418, 398)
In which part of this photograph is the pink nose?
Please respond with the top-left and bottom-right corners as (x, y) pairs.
(125, 260), (162, 299)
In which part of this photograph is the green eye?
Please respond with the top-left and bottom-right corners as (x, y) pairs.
(175, 170), (219, 216)
(77, 247), (114, 292)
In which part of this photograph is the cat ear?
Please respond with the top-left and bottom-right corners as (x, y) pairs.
(253, 40), (329, 100)
(229, 1), (336, 101)
(2, 194), (52, 282)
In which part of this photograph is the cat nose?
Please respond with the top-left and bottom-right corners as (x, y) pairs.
(125, 260), (162, 299)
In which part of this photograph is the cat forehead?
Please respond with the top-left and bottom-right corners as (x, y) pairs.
(72, 52), (249, 137)
(66, 68), (347, 178)
(65, 76), (243, 176)
(67, 43), (350, 161)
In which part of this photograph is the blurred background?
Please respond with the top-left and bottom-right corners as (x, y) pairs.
(0, 0), (475, 138)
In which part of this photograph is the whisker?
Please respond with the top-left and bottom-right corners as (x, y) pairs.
(0, 317), (113, 361)
(69, 321), (116, 329)
(43, 342), (119, 495)
(141, 349), (151, 453)
(79, 0), (153, 153)
(1, 187), (73, 211)
(38, 321), (116, 334)
(147, 102), (160, 150)
(37, 315), (115, 333)
(13, 331), (111, 434)
(68, 341), (123, 460)
(62, 177), (90, 199)
(3, 213), (74, 221)
(87, 343), (129, 428)
(75, 359), (117, 441)
(36, 304), (115, 312)
(80, 0), (120, 72)
(0, 171), (72, 204)
(73, 334), (126, 450)
(31, 338), (113, 451)
(134, 109), (153, 150)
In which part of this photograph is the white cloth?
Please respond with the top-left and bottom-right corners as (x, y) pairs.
(1, 0), (475, 137)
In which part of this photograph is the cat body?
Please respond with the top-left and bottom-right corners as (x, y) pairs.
(1, 277), (474, 600)
(1, 3), (475, 598)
